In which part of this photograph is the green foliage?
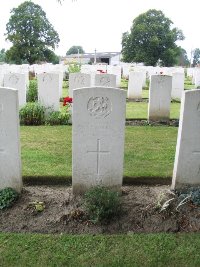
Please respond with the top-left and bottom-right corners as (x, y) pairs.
(176, 48), (190, 67)
(122, 9), (184, 66)
(45, 110), (70, 125)
(192, 48), (200, 67)
(66, 45), (85, 55)
(179, 187), (200, 206)
(68, 63), (81, 73)
(0, 48), (6, 62)
(0, 188), (19, 210)
(19, 102), (46, 125)
(26, 80), (38, 102)
(5, 1), (60, 64)
(84, 186), (121, 223)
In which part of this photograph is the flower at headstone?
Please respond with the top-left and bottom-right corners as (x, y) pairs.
(63, 96), (73, 106)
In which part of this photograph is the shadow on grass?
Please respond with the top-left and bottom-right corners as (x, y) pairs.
(23, 176), (171, 186)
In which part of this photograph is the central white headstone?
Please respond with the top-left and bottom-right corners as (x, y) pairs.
(171, 72), (184, 100)
(0, 87), (22, 192)
(148, 75), (172, 121)
(72, 87), (126, 194)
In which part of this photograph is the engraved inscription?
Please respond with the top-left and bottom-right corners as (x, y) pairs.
(87, 139), (110, 184)
(87, 96), (112, 118)
(74, 75), (85, 86)
(42, 74), (53, 82)
(99, 77), (110, 86)
(9, 74), (19, 84)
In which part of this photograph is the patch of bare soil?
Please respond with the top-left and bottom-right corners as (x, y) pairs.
(0, 185), (200, 234)
(126, 119), (179, 127)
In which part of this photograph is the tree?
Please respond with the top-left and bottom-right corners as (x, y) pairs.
(121, 9), (184, 66)
(192, 48), (200, 67)
(0, 49), (6, 62)
(5, 1), (60, 64)
(176, 48), (189, 67)
(66, 46), (85, 55)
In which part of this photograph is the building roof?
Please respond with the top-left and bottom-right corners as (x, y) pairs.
(65, 52), (121, 59)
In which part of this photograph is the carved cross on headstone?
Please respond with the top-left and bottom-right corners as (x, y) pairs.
(87, 139), (110, 183)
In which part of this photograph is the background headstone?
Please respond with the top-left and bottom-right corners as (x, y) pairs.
(38, 72), (60, 111)
(148, 75), (172, 121)
(127, 71), (144, 99)
(95, 74), (116, 87)
(69, 73), (91, 97)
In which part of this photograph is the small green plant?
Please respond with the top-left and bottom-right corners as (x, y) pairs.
(0, 187), (19, 210)
(20, 102), (46, 125)
(45, 111), (70, 125)
(68, 63), (81, 73)
(84, 186), (121, 223)
(27, 79), (38, 102)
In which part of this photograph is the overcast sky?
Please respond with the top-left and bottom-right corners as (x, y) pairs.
(0, 0), (199, 59)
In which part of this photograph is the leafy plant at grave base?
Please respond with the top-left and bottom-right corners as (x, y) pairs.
(178, 187), (200, 206)
(26, 79), (38, 102)
(45, 111), (70, 125)
(84, 186), (121, 223)
(143, 78), (150, 90)
(0, 187), (19, 210)
(19, 102), (46, 125)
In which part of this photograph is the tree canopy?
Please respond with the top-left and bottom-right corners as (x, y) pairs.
(0, 49), (6, 62)
(5, 1), (60, 64)
(192, 48), (200, 67)
(66, 46), (85, 55)
(176, 48), (190, 67)
(121, 9), (184, 66)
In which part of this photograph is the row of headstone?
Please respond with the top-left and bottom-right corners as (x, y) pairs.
(1, 85), (200, 194)
(127, 71), (184, 101)
(69, 73), (117, 97)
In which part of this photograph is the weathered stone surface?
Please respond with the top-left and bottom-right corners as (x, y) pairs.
(0, 87), (22, 192)
(72, 87), (126, 194)
(172, 90), (200, 189)
(148, 75), (172, 121)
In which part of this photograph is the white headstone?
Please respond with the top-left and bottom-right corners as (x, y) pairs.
(172, 90), (200, 189)
(69, 73), (91, 97)
(171, 72), (184, 100)
(148, 75), (172, 121)
(95, 74), (116, 87)
(0, 87), (22, 192)
(127, 71), (144, 99)
(72, 87), (126, 194)
(38, 73), (60, 111)
(3, 73), (26, 107)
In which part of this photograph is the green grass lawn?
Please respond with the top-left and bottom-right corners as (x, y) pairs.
(1, 233), (200, 266)
(126, 102), (181, 119)
(20, 126), (177, 181)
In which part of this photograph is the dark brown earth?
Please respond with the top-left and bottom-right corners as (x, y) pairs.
(1, 184), (200, 234)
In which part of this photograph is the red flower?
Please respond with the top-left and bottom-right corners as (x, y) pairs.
(160, 71), (163, 75)
(63, 96), (73, 106)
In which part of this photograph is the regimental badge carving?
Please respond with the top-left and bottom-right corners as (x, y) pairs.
(99, 77), (110, 86)
(9, 74), (19, 84)
(87, 97), (112, 118)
